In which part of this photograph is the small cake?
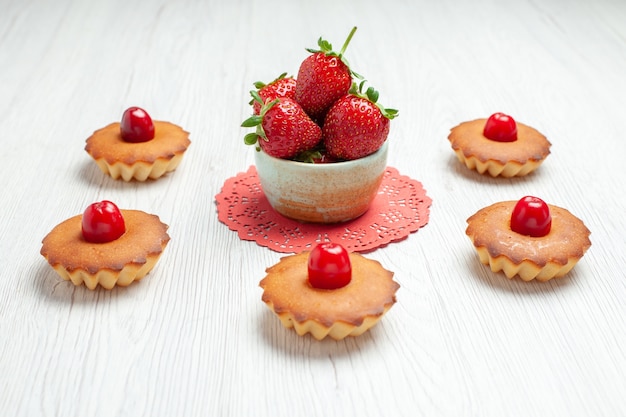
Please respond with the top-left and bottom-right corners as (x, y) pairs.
(41, 201), (170, 290)
(448, 112), (551, 177)
(466, 196), (591, 281)
(85, 106), (191, 181)
(260, 243), (399, 340)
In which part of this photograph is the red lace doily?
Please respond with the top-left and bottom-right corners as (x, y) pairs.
(215, 165), (432, 253)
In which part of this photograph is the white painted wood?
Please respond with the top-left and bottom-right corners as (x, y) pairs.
(1, 0), (625, 416)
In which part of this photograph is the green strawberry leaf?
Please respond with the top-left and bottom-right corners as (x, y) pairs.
(380, 107), (399, 119)
(249, 90), (263, 106)
(319, 38), (333, 53)
(365, 86), (379, 104)
(253, 72), (288, 89)
(259, 98), (280, 117)
(293, 149), (322, 163)
(351, 81), (399, 120)
(241, 115), (262, 128)
(244, 132), (259, 145)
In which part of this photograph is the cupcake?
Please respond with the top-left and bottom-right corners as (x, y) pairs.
(85, 106), (191, 181)
(41, 200), (170, 289)
(466, 196), (591, 281)
(448, 112), (551, 177)
(260, 242), (399, 340)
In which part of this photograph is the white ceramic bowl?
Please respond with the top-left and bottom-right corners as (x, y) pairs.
(254, 141), (388, 223)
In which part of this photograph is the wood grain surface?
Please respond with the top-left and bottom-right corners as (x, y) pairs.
(1, 0), (625, 416)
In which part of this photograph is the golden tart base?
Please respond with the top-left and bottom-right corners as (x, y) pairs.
(41, 210), (170, 290)
(466, 201), (591, 281)
(85, 121), (191, 181)
(260, 251), (399, 340)
(448, 119), (551, 177)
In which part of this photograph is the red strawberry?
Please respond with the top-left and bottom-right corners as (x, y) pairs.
(295, 27), (360, 124)
(242, 97), (322, 159)
(251, 73), (297, 115)
(323, 83), (398, 160)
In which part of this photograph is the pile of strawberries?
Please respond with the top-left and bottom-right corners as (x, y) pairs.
(242, 27), (398, 162)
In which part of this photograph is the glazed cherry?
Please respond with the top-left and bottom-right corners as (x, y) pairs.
(510, 196), (552, 237)
(81, 200), (126, 243)
(307, 242), (352, 289)
(120, 106), (155, 143)
(483, 112), (518, 142)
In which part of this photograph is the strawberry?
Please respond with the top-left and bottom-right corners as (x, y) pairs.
(295, 27), (360, 124)
(322, 82), (398, 160)
(250, 73), (297, 115)
(242, 96), (322, 159)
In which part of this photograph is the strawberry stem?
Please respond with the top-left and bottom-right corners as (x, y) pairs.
(339, 26), (357, 58)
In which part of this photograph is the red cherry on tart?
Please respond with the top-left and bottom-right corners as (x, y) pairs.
(260, 247), (399, 339)
(483, 112), (518, 142)
(81, 200), (126, 243)
(308, 242), (352, 289)
(448, 114), (551, 177)
(466, 199), (591, 281)
(41, 205), (170, 289)
(120, 106), (155, 143)
(510, 196), (552, 237)
(85, 111), (191, 181)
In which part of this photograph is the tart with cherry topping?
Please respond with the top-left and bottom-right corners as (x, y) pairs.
(85, 107), (191, 181)
(447, 112), (551, 177)
(466, 196), (591, 281)
(259, 242), (399, 340)
(41, 201), (170, 290)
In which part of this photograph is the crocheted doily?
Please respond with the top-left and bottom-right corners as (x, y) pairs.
(215, 165), (432, 253)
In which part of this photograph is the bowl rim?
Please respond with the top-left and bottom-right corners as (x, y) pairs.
(254, 140), (389, 169)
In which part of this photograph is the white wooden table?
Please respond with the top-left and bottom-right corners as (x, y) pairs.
(1, 0), (625, 416)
